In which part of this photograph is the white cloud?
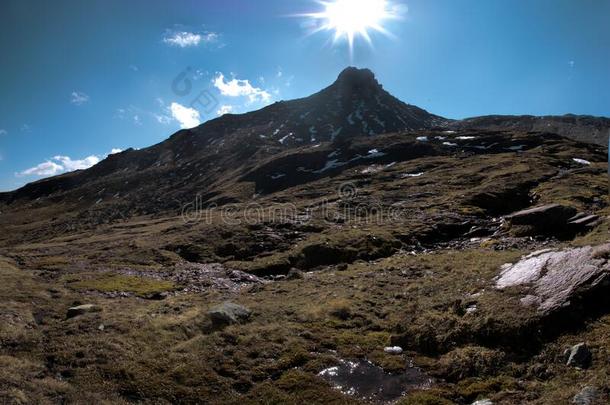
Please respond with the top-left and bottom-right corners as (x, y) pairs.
(163, 30), (218, 48)
(129, 64), (139, 72)
(213, 73), (272, 104)
(217, 105), (234, 116)
(16, 150), (127, 178)
(0, 129), (7, 136)
(17, 161), (64, 177)
(170, 102), (201, 129)
(133, 115), (142, 126)
(21, 124), (31, 132)
(71, 91), (90, 105)
(53, 155), (100, 171)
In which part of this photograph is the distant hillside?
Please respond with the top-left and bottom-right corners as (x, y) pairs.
(451, 114), (610, 146)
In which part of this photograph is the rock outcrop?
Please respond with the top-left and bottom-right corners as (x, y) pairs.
(502, 204), (599, 238)
(496, 244), (610, 314)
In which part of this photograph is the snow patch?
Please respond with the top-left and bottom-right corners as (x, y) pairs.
(573, 158), (591, 165)
(278, 133), (293, 144)
(402, 172), (424, 178)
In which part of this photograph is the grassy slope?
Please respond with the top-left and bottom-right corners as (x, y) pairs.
(1, 131), (609, 404)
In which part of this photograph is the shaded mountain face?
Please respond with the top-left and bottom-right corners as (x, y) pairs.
(183, 66), (447, 147)
(0, 67), (446, 208)
(0, 67), (608, 224)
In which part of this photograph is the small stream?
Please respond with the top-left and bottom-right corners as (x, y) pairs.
(318, 359), (433, 402)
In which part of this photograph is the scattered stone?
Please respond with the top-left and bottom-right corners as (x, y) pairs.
(66, 304), (102, 319)
(98, 324), (105, 331)
(286, 268), (304, 280)
(145, 291), (168, 300)
(496, 246), (610, 314)
(383, 346), (403, 355)
(566, 343), (592, 369)
(208, 302), (251, 326)
(573, 386), (600, 405)
(465, 304), (478, 315)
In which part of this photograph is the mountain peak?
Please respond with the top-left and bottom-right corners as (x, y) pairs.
(332, 67), (382, 96)
(336, 66), (376, 83)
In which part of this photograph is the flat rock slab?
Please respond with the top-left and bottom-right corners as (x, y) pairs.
(503, 204), (576, 236)
(505, 204), (577, 225)
(496, 244), (610, 314)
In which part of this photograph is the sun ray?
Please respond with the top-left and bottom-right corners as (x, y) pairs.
(300, 0), (403, 57)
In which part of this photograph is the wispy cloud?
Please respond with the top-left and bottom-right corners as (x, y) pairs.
(163, 29), (219, 48)
(0, 129), (7, 136)
(217, 105), (234, 116)
(154, 113), (173, 125)
(70, 91), (90, 106)
(170, 102), (201, 129)
(213, 73), (272, 104)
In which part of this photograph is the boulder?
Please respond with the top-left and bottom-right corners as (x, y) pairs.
(566, 343), (592, 369)
(496, 245), (610, 314)
(573, 386), (601, 405)
(286, 268), (304, 280)
(503, 204), (577, 237)
(66, 304), (102, 319)
(208, 302), (251, 326)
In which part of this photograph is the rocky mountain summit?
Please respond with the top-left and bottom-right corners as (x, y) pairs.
(0, 68), (609, 404)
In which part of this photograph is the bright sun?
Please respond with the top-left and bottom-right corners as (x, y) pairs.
(305, 0), (402, 53)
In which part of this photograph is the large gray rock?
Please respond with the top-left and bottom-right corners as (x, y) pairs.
(208, 302), (251, 326)
(573, 386), (601, 405)
(66, 304), (102, 319)
(496, 245), (610, 314)
(566, 343), (592, 369)
(503, 204), (577, 236)
(503, 204), (599, 237)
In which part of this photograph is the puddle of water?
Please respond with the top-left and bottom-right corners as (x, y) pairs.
(318, 359), (432, 402)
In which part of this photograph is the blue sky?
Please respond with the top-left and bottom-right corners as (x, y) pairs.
(1, 0), (609, 191)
